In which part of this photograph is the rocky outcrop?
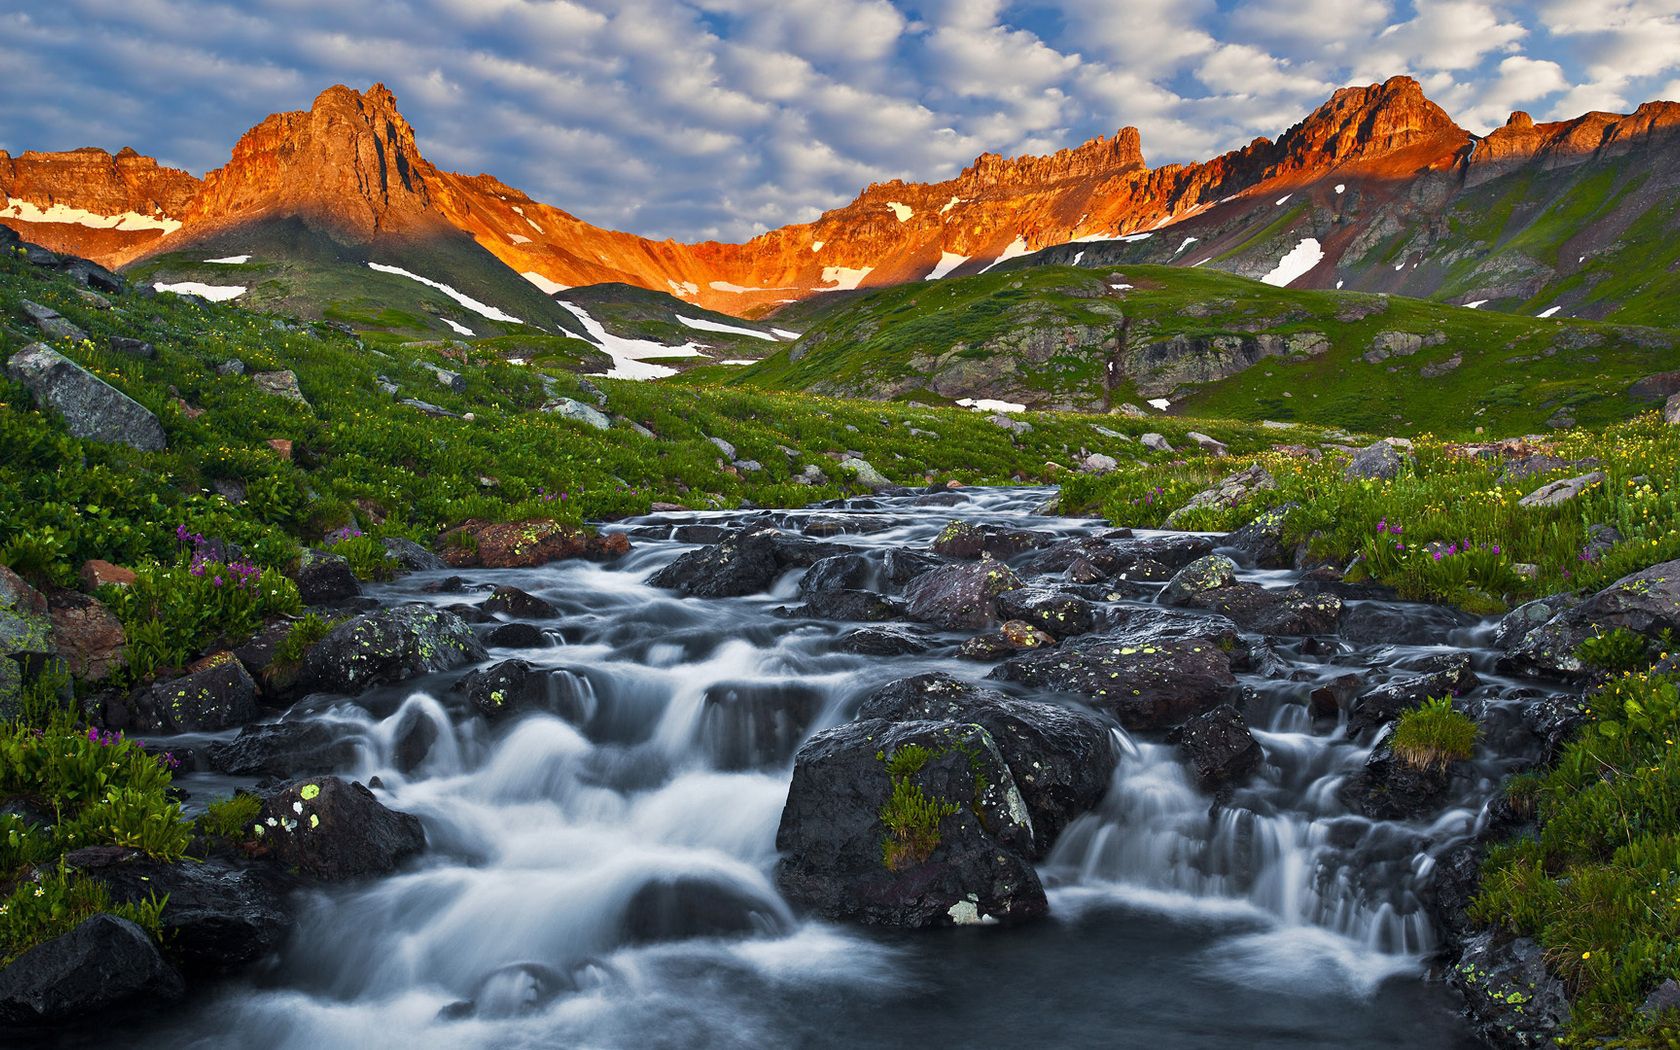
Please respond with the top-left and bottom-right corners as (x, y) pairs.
(1448, 930), (1572, 1048)
(0, 914), (182, 1026)
(296, 604), (486, 694)
(6, 343), (167, 451)
(254, 777), (425, 880)
(903, 559), (1024, 629)
(1505, 558), (1680, 676)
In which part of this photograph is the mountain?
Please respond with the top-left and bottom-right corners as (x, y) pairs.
(3, 77), (1679, 329)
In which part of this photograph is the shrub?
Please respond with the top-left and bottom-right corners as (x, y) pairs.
(1390, 696), (1479, 770)
(272, 613), (341, 670)
(324, 531), (396, 581)
(0, 860), (165, 967)
(1576, 626), (1655, 673)
(197, 792), (262, 843)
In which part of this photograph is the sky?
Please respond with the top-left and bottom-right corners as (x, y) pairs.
(3, 0), (1678, 242)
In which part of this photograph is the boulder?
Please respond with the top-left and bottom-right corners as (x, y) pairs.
(422, 364), (466, 393)
(650, 527), (787, 597)
(207, 721), (359, 778)
(1140, 433), (1173, 453)
(0, 566), (54, 719)
(482, 585), (559, 619)
(19, 298), (88, 342)
(293, 548), (360, 605)
(1337, 740), (1454, 820)
(391, 706), (439, 773)
(254, 777), (424, 880)
(107, 336), (156, 360)
(1448, 931), (1571, 1049)
(0, 914), (182, 1026)
(995, 587), (1097, 636)
(1347, 654), (1480, 736)
(1517, 471), (1603, 508)
(799, 553), (873, 595)
(544, 398), (610, 430)
(46, 590), (125, 682)
(990, 627), (1239, 731)
(73, 852), (292, 973)
(483, 622), (549, 648)
(79, 559), (136, 591)
(127, 659), (261, 733)
(6, 343), (166, 451)
(1163, 464), (1275, 527)
(1506, 558), (1680, 676)
(839, 457), (891, 489)
(457, 659), (590, 725)
(784, 588), (905, 622)
(381, 537), (446, 571)
(439, 962), (577, 1020)
(1186, 431), (1229, 456)
(623, 875), (789, 944)
(774, 719), (1045, 927)
(252, 370), (309, 405)
(437, 519), (630, 569)
(296, 604), (486, 694)
(1080, 452), (1118, 474)
(930, 520), (1051, 560)
(903, 559), (1023, 629)
(856, 674), (1115, 854)
(1666, 392), (1680, 425)
(1172, 704), (1261, 791)
(836, 626), (935, 656)
(1344, 441), (1402, 480)
(1161, 555), (1238, 605)
(1223, 504), (1297, 569)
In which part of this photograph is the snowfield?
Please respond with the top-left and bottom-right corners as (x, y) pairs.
(818, 266), (873, 291)
(365, 263), (525, 324)
(557, 301), (704, 381)
(957, 397), (1027, 413)
(678, 315), (777, 341)
(1261, 238), (1324, 287)
(520, 271), (569, 295)
(153, 282), (246, 302)
(5, 197), (181, 233)
(924, 252), (968, 281)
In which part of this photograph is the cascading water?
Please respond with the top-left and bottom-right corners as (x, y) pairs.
(99, 487), (1538, 1050)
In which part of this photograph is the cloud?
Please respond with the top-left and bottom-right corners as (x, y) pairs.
(0, 0), (1670, 242)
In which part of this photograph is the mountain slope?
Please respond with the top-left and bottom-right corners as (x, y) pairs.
(4, 79), (1678, 327)
(731, 265), (1680, 435)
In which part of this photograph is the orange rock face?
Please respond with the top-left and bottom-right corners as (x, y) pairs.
(8, 76), (1680, 313)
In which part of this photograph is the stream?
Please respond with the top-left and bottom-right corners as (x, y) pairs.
(106, 486), (1542, 1049)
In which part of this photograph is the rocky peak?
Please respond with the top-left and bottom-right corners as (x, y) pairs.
(182, 82), (445, 242)
(1505, 111), (1535, 130)
(956, 128), (1146, 192)
(1267, 75), (1467, 175)
(0, 147), (200, 216)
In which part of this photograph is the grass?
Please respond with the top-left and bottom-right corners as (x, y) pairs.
(732, 264), (1680, 434)
(878, 744), (958, 871)
(1389, 697), (1477, 769)
(1472, 667), (1680, 1046)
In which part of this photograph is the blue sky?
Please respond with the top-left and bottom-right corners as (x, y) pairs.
(3, 1), (1677, 242)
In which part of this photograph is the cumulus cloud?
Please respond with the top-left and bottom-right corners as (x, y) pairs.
(0, 0), (1673, 242)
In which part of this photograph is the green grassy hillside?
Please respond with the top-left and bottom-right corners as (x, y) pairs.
(736, 265), (1680, 435)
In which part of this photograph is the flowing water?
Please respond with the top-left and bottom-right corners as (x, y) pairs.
(108, 487), (1548, 1049)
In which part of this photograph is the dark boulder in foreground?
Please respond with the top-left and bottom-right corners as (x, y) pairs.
(293, 548), (360, 605)
(0, 914), (182, 1026)
(1503, 557), (1680, 676)
(1172, 704), (1262, 792)
(297, 603), (486, 694)
(5, 342), (167, 452)
(856, 673), (1114, 855)
(255, 777), (424, 880)
(72, 850), (293, 973)
(1346, 653), (1479, 737)
(457, 659), (592, 725)
(776, 719), (1045, 928)
(1448, 930), (1571, 1049)
(623, 875), (790, 944)
(903, 558), (1023, 629)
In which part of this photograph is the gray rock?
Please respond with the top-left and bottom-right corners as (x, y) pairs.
(421, 363), (466, 393)
(1161, 555), (1239, 605)
(839, 456), (890, 490)
(108, 336), (156, 360)
(544, 397), (610, 430)
(1448, 931), (1571, 1049)
(0, 914), (182, 1026)
(382, 537), (446, 571)
(252, 370), (309, 406)
(1517, 471), (1603, 508)
(989, 413), (1031, 435)
(18, 299), (89, 343)
(297, 604), (487, 694)
(1164, 463), (1276, 528)
(401, 398), (459, 417)
(734, 459), (763, 473)
(707, 435), (737, 459)
(1344, 441), (1402, 480)
(1666, 392), (1680, 425)
(1140, 432), (1174, 453)
(904, 559), (1023, 629)
(1186, 431), (1229, 457)
(5, 343), (166, 451)
(1507, 558), (1680, 676)
(1080, 452), (1118, 474)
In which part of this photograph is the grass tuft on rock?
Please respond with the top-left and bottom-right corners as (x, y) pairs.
(1390, 696), (1478, 770)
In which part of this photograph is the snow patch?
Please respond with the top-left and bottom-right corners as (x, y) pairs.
(1336, 280), (1344, 289)
(556, 301), (704, 381)
(4, 196), (180, 233)
(1119, 231), (1153, 243)
(818, 266), (872, 291)
(205, 255), (250, 264)
(771, 328), (801, 341)
(1110, 283), (1133, 291)
(153, 282), (245, 302)
(510, 205), (524, 215)
(709, 280), (792, 293)
(939, 196), (962, 215)
(1147, 398), (1171, 411)
(507, 234), (531, 245)
(924, 251), (967, 281)
(678, 315), (777, 341)
(885, 201), (912, 222)
(1276, 194), (1291, 205)
(1174, 237), (1198, 255)
(810, 241), (825, 252)
(1335, 184), (1346, 194)
(980, 236), (1030, 272)
(442, 317), (475, 336)
(1071, 251), (1085, 266)
(520, 271), (569, 296)
(1537, 306), (1561, 318)
(1260, 238), (1323, 287)
(1393, 261), (1406, 271)
(366, 262), (524, 324)
(1464, 299), (1488, 309)
(527, 218), (543, 233)
(667, 280), (700, 297)
(956, 397), (1026, 413)
(717, 359), (755, 366)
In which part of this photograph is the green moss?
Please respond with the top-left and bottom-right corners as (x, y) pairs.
(197, 791), (263, 843)
(878, 743), (959, 871)
(1390, 696), (1478, 769)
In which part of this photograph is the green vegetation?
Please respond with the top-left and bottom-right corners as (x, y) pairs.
(196, 792), (263, 845)
(272, 613), (342, 670)
(0, 860), (166, 967)
(878, 744), (959, 871)
(1389, 697), (1478, 769)
(1577, 626), (1666, 673)
(1061, 413), (1680, 608)
(1472, 667), (1680, 1046)
(735, 265), (1679, 435)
